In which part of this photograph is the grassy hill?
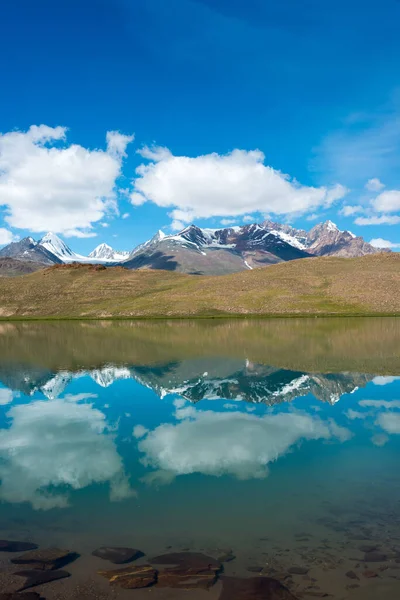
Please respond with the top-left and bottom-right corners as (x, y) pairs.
(0, 253), (399, 318)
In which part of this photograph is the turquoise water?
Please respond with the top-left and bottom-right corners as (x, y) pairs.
(0, 319), (399, 598)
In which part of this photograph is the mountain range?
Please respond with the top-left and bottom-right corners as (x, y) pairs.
(0, 359), (372, 406)
(0, 220), (386, 276)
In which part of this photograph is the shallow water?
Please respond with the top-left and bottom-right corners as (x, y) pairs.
(0, 318), (400, 599)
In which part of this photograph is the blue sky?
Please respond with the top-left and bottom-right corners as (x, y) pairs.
(0, 0), (400, 253)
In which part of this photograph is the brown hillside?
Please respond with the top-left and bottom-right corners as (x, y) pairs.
(0, 253), (398, 318)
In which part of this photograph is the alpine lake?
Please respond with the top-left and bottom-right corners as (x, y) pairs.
(0, 318), (399, 600)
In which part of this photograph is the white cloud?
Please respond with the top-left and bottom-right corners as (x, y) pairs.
(372, 376), (400, 386)
(132, 424), (149, 439)
(340, 205), (364, 217)
(0, 388), (13, 405)
(0, 397), (134, 509)
(366, 178), (385, 192)
(106, 131), (134, 158)
(242, 215), (254, 223)
(220, 218), (237, 226)
(306, 213), (319, 221)
(372, 190), (400, 213)
(369, 238), (400, 249)
(376, 412), (400, 434)
(0, 125), (133, 237)
(137, 407), (350, 483)
(359, 399), (400, 409)
(0, 228), (18, 246)
(345, 409), (368, 420)
(122, 212), (130, 219)
(355, 215), (400, 226)
(131, 147), (348, 225)
(371, 433), (389, 447)
(170, 219), (185, 231)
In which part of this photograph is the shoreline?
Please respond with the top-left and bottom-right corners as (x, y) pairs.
(0, 312), (400, 321)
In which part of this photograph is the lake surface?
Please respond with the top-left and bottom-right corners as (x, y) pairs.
(0, 318), (400, 599)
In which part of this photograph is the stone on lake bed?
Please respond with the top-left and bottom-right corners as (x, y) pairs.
(0, 541), (38, 553)
(151, 552), (221, 570)
(151, 552), (222, 590)
(364, 552), (387, 562)
(219, 576), (298, 599)
(11, 548), (78, 570)
(217, 549), (236, 563)
(98, 564), (157, 589)
(346, 570), (360, 580)
(92, 546), (144, 564)
(288, 566), (309, 575)
(15, 569), (70, 590)
(359, 545), (378, 553)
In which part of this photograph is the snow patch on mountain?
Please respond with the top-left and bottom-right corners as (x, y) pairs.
(89, 243), (129, 261)
(39, 233), (81, 260)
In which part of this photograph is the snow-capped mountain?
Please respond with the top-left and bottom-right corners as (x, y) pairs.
(0, 236), (62, 265)
(89, 243), (129, 262)
(0, 220), (385, 276)
(39, 232), (83, 261)
(123, 220), (383, 275)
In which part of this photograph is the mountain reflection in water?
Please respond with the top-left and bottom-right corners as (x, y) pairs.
(0, 319), (399, 599)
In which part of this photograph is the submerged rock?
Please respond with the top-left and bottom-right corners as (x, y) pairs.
(364, 552), (387, 562)
(92, 546), (144, 564)
(98, 564), (157, 589)
(217, 549), (236, 563)
(151, 552), (221, 570)
(152, 552), (222, 590)
(0, 541), (38, 553)
(288, 566), (309, 575)
(15, 569), (70, 590)
(219, 576), (298, 599)
(157, 566), (218, 590)
(346, 570), (360, 580)
(11, 548), (78, 570)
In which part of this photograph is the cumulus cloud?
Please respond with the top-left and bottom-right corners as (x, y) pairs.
(0, 125), (133, 237)
(372, 190), (400, 213)
(0, 397), (134, 509)
(220, 218), (237, 226)
(0, 228), (18, 246)
(372, 376), (400, 386)
(376, 412), (400, 434)
(359, 399), (400, 409)
(131, 148), (348, 226)
(137, 407), (350, 483)
(366, 178), (385, 192)
(340, 205), (364, 217)
(132, 424), (149, 439)
(355, 215), (400, 226)
(369, 238), (400, 249)
(0, 388), (13, 405)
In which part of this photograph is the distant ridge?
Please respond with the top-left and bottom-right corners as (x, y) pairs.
(0, 220), (387, 275)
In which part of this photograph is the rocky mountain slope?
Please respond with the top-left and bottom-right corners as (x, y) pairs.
(0, 237), (62, 265)
(0, 233), (129, 265)
(123, 220), (384, 275)
(0, 220), (386, 275)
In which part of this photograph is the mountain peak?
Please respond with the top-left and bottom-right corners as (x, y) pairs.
(89, 243), (128, 261)
(39, 232), (75, 259)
